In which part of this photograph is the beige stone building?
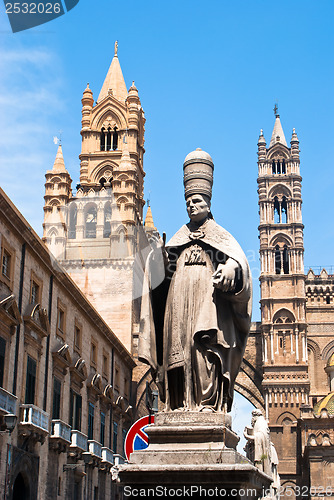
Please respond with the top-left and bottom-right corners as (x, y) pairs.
(0, 186), (135, 499)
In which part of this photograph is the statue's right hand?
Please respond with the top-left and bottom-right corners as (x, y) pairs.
(149, 231), (166, 250)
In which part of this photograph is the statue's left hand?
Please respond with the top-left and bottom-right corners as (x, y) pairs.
(212, 259), (240, 292)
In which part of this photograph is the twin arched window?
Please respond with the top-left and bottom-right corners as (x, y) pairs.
(272, 159), (286, 174)
(274, 196), (287, 224)
(100, 127), (118, 151)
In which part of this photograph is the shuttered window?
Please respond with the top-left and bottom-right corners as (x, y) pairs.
(25, 356), (36, 404)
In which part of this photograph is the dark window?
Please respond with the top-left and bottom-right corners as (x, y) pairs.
(100, 127), (105, 151)
(52, 377), (61, 419)
(2, 250), (11, 278)
(57, 308), (65, 334)
(25, 356), (37, 404)
(94, 487), (98, 500)
(283, 245), (289, 274)
(74, 325), (81, 351)
(100, 412), (105, 446)
(31, 281), (40, 304)
(281, 196), (287, 223)
(106, 127), (112, 151)
(272, 160), (276, 174)
(112, 127), (118, 151)
(274, 197), (280, 223)
(279, 337), (283, 349)
(113, 421), (118, 453)
(70, 389), (82, 430)
(275, 246), (281, 275)
(282, 159), (286, 174)
(326, 296), (331, 304)
(88, 402), (95, 440)
(0, 337), (5, 387)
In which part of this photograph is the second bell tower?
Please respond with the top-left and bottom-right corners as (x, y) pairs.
(257, 108), (310, 490)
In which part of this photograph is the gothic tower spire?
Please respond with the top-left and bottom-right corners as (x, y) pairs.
(46, 49), (147, 353)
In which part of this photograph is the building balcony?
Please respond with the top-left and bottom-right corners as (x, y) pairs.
(51, 419), (72, 443)
(101, 447), (114, 465)
(70, 429), (88, 452)
(0, 386), (17, 415)
(113, 454), (126, 466)
(88, 439), (102, 458)
(19, 404), (49, 442)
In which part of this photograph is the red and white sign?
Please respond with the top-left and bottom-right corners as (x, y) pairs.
(124, 415), (155, 461)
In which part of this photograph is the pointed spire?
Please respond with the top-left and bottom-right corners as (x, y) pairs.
(52, 144), (67, 173)
(97, 43), (128, 103)
(269, 105), (287, 148)
(144, 205), (156, 230)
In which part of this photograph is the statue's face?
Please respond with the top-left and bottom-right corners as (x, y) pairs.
(186, 194), (210, 222)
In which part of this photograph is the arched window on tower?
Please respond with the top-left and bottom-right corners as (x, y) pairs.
(274, 197), (280, 223)
(272, 160), (276, 175)
(100, 128), (106, 151)
(104, 203), (111, 238)
(85, 205), (97, 238)
(106, 127), (112, 151)
(100, 177), (106, 188)
(281, 196), (287, 223)
(277, 160), (281, 174)
(112, 127), (118, 151)
(283, 245), (289, 274)
(282, 159), (286, 174)
(275, 245), (281, 274)
(68, 203), (77, 239)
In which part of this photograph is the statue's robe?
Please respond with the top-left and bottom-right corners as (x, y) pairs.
(139, 218), (252, 411)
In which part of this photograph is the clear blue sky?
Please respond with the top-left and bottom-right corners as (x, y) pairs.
(1, 0), (334, 443)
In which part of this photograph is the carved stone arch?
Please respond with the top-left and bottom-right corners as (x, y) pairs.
(270, 232), (293, 248)
(268, 184), (292, 200)
(48, 199), (60, 207)
(47, 228), (58, 237)
(117, 196), (129, 204)
(273, 308), (295, 324)
(50, 176), (62, 184)
(92, 105), (127, 130)
(321, 340), (334, 361)
(307, 338), (321, 360)
(118, 174), (129, 181)
(267, 144), (289, 159)
(277, 411), (297, 425)
(91, 161), (117, 183)
(116, 224), (128, 235)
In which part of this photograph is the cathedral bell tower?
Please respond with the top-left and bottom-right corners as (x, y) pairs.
(43, 43), (147, 354)
(257, 108), (310, 491)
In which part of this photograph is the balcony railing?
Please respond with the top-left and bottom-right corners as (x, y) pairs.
(20, 404), (49, 432)
(51, 419), (72, 443)
(88, 440), (102, 458)
(0, 387), (17, 415)
(113, 454), (126, 466)
(101, 447), (113, 464)
(71, 430), (88, 451)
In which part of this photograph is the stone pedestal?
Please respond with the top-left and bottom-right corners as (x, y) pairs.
(118, 412), (272, 499)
